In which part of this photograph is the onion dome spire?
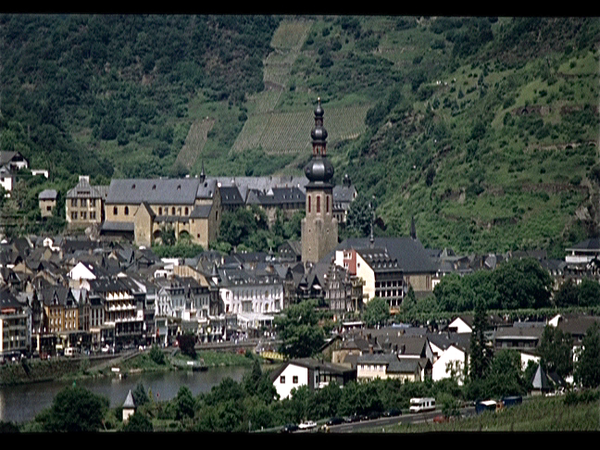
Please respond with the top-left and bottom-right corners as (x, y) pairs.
(304, 98), (334, 185)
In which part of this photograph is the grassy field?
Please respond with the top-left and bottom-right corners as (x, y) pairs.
(364, 394), (600, 433)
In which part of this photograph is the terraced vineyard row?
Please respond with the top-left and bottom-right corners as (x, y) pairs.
(232, 104), (372, 155)
(232, 18), (373, 156)
(176, 118), (215, 170)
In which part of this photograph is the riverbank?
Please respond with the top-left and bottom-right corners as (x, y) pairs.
(0, 348), (269, 387)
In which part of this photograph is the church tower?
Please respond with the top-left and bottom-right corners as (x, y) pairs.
(301, 98), (338, 264)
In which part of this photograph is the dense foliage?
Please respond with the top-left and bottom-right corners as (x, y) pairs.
(1, 15), (598, 257)
(433, 258), (555, 312)
(215, 206), (303, 253)
(275, 299), (329, 359)
(34, 386), (109, 432)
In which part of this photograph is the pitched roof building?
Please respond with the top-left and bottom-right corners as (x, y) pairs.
(100, 176), (221, 249)
(66, 175), (108, 231)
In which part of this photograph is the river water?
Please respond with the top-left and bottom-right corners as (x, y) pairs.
(0, 365), (249, 424)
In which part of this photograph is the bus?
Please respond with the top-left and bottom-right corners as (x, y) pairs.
(409, 397), (436, 413)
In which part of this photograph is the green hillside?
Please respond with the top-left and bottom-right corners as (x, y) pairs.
(0, 15), (598, 257)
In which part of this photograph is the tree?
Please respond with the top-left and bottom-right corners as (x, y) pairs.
(177, 333), (197, 359)
(202, 377), (246, 407)
(577, 278), (600, 307)
(363, 297), (390, 328)
(218, 207), (259, 247)
(122, 411), (153, 432)
(41, 386), (109, 432)
(132, 382), (150, 407)
(493, 258), (553, 309)
(538, 325), (573, 380)
(554, 278), (580, 307)
(482, 350), (528, 398)
(275, 299), (326, 359)
(345, 193), (374, 238)
(175, 386), (196, 421)
(468, 298), (493, 382)
(242, 357), (278, 404)
(574, 322), (600, 388)
(149, 345), (166, 365)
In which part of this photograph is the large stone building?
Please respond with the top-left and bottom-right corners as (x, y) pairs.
(101, 174), (221, 249)
(65, 175), (108, 231)
(301, 99), (338, 265)
(334, 235), (439, 307)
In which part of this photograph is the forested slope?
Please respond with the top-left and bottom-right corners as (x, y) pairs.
(0, 15), (598, 257)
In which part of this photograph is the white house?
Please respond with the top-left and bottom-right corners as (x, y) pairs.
(432, 344), (468, 385)
(565, 238), (600, 264)
(215, 266), (284, 316)
(519, 350), (541, 371)
(67, 261), (99, 290)
(271, 358), (356, 400)
(446, 316), (473, 333)
(356, 353), (430, 382)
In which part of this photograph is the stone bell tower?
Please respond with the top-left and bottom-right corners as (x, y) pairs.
(301, 98), (338, 264)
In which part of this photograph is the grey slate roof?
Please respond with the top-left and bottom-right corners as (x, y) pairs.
(123, 390), (136, 409)
(196, 178), (218, 200)
(333, 184), (356, 204)
(0, 151), (28, 166)
(38, 189), (57, 200)
(190, 204), (212, 219)
(566, 238), (600, 251)
(334, 237), (438, 274)
(494, 325), (545, 340)
(67, 176), (108, 199)
(101, 221), (135, 232)
(219, 185), (245, 206)
(356, 247), (402, 273)
(0, 287), (20, 308)
(356, 353), (424, 374)
(245, 187), (305, 207)
(106, 178), (200, 205)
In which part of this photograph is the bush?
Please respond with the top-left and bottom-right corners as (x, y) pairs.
(122, 411), (154, 432)
(149, 345), (166, 365)
(41, 386), (109, 432)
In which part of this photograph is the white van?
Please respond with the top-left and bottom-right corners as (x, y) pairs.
(409, 397), (436, 413)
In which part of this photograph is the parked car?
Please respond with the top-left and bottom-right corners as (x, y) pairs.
(298, 420), (317, 430)
(326, 417), (344, 426)
(345, 414), (367, 423)
(382, 408), (402, 417)
(280, 423), (299, 433)
(433, 415), (448, 423)
(367, 410), (382, 420)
